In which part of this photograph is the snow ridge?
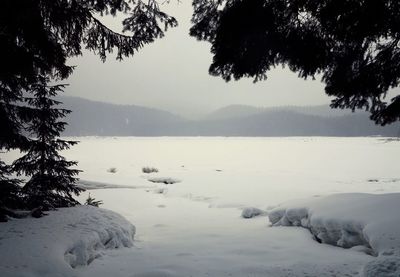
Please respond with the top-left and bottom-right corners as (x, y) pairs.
(269, 205), (373, 253)
(0, 205), (135, 276)
(268, 193), (400, 276)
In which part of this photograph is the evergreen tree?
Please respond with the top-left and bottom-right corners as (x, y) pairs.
(0, 89), (31, 220)
(1, 0), (177, 216)
(13, 82), (83, 210)
(0, 160), (22, 221)
(85, 193), (103, 207)
(190, 0), (400, 125)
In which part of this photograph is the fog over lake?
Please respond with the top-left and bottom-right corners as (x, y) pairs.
(64, 1), (335, 119)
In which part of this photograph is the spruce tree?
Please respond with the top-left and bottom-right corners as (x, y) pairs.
(13, 82), (83, 210)
(1, 0), (177, 214)
(0, 161), (22, 221)
(0, 91), (31, 220)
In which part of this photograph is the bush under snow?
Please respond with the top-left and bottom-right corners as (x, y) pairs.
(0, 205), (135, 277)
(142, 166), (159, 174)
(241, 207), (265, 218)
(268, 193), (400, 277)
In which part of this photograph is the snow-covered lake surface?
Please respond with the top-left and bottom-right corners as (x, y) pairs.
(2, 137), (400, 276)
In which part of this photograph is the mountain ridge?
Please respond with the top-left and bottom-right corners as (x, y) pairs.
(58, 96), (399, 137)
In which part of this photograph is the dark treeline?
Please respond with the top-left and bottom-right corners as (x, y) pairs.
(62, 97), (400, 137)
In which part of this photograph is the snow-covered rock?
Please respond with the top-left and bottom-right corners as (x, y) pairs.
(0, 205), (135, 277)
(241, 207), (265, 218)
(268, 193), (400, 276)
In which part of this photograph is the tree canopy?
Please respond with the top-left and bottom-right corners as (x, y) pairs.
(1, 0), (177, 96)
(190, 0), (400, 125)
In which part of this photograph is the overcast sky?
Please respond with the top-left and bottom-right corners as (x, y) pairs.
(65, 1), (332, 118)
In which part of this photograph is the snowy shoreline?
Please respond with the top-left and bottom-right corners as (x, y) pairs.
(2, 192), (400, 277)
(2, 192), (400, 276)
(2, 136), (399, 276)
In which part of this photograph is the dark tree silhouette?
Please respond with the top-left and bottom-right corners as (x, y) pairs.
(0, 82), (31, 219)
(85, 193), (104, 207)
(13, 83), (83, 210)
(1, 0), (177, 91)
(0, 0), (177, 216)
(190, 0), (400, 125)
(1, 0), (177, 146)
(0, 161), (22, 221)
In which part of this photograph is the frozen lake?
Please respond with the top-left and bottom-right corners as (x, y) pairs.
(65, 136), (400, 206)
(3, 137), (400, 276)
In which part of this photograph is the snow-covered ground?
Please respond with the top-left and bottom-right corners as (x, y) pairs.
(0, 206), (135, 277)
(1, 137), (400, 276)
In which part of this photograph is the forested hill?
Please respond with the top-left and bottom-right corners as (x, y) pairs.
(60, 97), (400, 137)
(60, 96), (185, 136)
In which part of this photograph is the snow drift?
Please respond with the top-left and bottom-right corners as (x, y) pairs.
(269, 193), (400, 276)
(0, 205), (135, 277)
(147, 177), (181, 184)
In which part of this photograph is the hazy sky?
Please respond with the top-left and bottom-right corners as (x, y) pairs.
(65, 1), (332, 118)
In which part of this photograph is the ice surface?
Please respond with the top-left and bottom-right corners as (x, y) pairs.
(50, 136), (400, 208)
(269, 193), (400, 276)
(78, 179), (146, 190)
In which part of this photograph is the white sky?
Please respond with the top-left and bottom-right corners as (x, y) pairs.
(65, 1), (332, 118)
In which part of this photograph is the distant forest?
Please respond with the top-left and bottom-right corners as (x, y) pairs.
(61, 97), (400, 137)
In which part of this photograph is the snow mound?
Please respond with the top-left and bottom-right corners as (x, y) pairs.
(154, 187), (168, 194)
(269, 193), (400, 276)
(0, 205), (135, 276)
(63, 209), (135, 268)
(241, 207), (265, 218)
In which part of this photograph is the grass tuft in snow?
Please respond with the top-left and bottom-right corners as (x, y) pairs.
(107, 167), (117, 173)
(142, 166), (159, 174)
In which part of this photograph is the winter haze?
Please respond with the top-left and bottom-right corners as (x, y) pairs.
(64, 1), (332, 119)
(60, 96), (400, 136)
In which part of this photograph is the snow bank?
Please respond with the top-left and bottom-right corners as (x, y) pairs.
(0, 205), (135, 277)
(269, 193), (400, 276)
